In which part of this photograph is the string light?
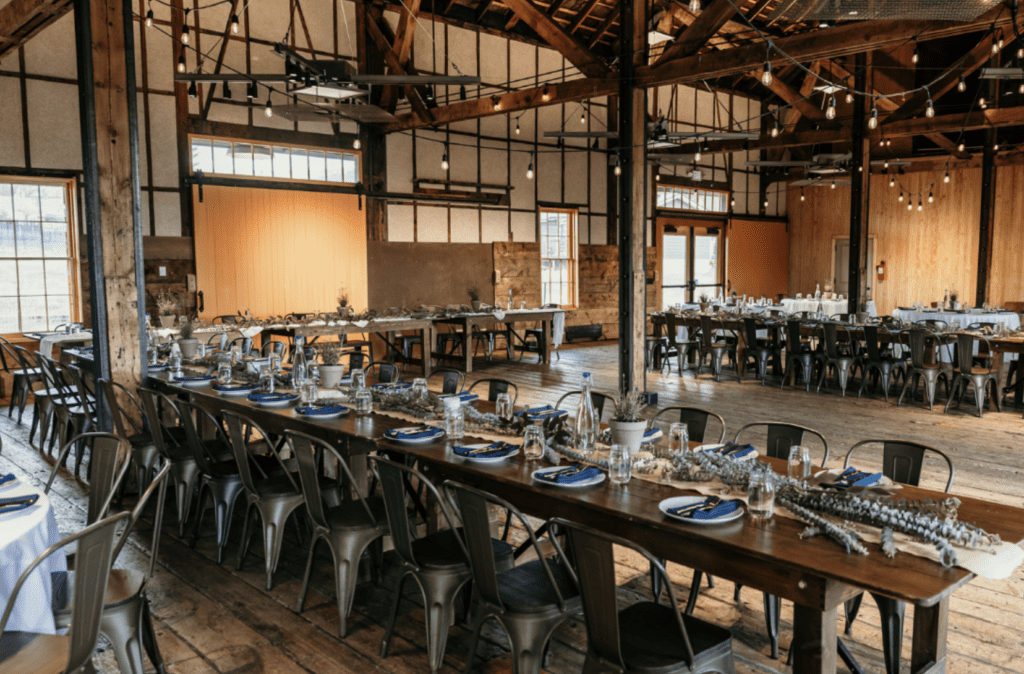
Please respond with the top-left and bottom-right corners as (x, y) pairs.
(890, 175), (896, 187)
(994, 142), (1000, 151)
(541, 86), (549, 101)
(441, 144), (449, 170)
(694, 143), (702, 162)
(800, 189), (805, 201)
(928, 191), (934, 203)
(230, 14), (239, 34)
(492, 97), (500, 110)
(925, 97), (935, 117)
(264, 97), (273, 118)
(146, 8), (153, 27)
(918, 198), (923, 211)
(1018, 40), (1024, 59)
(899, 191), (904, 202)
(526, 153), (534, 179)
(992, 33), (1000, 54)
(654, 167), (660, 181)
(177, 56), (185, 73)
(222, 82), (230, 99)
(689, 0), (701, 14)
(944, 171), (950, 183)
(958, 76), (967, 93)
(886, 139), (892, 146)
(830, 179), (836, 189)
(845, 91), (854, 104)
(580, 107), (586, 124)
(763, 198), (769, 208)
(883, 159), (889, 169)
(761, 60), (772, 86)
(958, 142), (965, 152)
(826, 96), (837, 120)
(188, 81), (197, 98)
(979, 96), (987, 109)
(771, 115), (779, 137)
(515, 119), (520, 135)
(912, 47), (919, 64)
(459, 85), (467, 101)
(353, 137), (360, 150)
(730, 197), (736, 208)
(614, 158), (622, 176)
(181, 10), (190, 44)
(908, 200), (913, 211)
(247, 81), (257, 99)
(1019, 83), (1024, 94)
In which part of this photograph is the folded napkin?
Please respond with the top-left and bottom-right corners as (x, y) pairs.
(174, 375), (214, 383)
(516, 405), (568, 421)
(372, 381), (412, 391)
(247, 392), (298, 403)
(833, 467), (882, 488)
(385, 425), (443, 440)
(440, 392), (479, 403)
(704, 443), (755, 459)
(213, 383), (258, 392)
(296, 405), (348, 416)
(641, 428), (662, 443)
(536, 465), (602, 484)
(148, 364), (170, 371)
(0, 473), (16, 487)
(0, 493), (39, 515)
(453, 442), (518, 458)
(669, 498), (740, 521)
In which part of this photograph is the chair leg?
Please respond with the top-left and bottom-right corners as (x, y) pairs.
(259, 497), (303, 590)
(101, 598), (147, 674)
(685, 569), (704, 615)
(235, 502), (257, 571)
(140, 596), (167, 674)
(419, 571), (470, 674)
(295, 535), (322, 614)
(503, 609), (568, 674)
(380, 573), (409, 658)
(844, 594), (863, 635)
(871, 592), (906, 674)
(649, 558), (664, 602)
(763, 593), (781, 659)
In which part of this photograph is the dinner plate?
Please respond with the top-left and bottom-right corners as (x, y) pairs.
(531, 466), (606, 488)
(173, 375), (214, 388)
(296, 405), (349, 419)
(453, 443), (520, 464)
(384, 427), (445, 444)
(213, 384), (258, 397)
(659, 496), (745, 525)
(247, 393), (299, 408)
(694, 444), (759, 460)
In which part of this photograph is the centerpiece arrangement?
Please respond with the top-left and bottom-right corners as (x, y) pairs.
(176, 316), (199, 358)
(155, 291), (177, 327)
(317, 343), (346, 388)
(607, 388), (647, 455)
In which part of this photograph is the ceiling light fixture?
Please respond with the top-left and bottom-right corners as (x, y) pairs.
(146, 8), (153, 27)
(177, 56), (185, 73)
(188, 80), (197, 98)
(231, 14), (239, 34)
(526, 153), (534, 179)
(761, 60), (772, 86)
(614, 157), (622, 176)
(826, 96), (837, 119)
(958, 75), (967, 93)
(264, 97), (273, 118)
(181, 10), (190, 44)
(868, 106), (878, 129)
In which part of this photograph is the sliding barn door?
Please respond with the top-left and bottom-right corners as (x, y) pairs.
(192, 185), (367, 319)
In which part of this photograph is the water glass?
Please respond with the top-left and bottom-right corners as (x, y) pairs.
(355, 388), (373, 415)
(301, 381), (318, 405)
(258, 366), (275, 393)
(308, 364), (320, 385)
(269, 353), (282, 372)
(444, 397), (465, 440)
(523, 425), (545, 460)
(788, 445), (812, 480)
(747, 466), (776, 521)
(668, 423), (689, 458)
(148, 347), (159, 366)
(170, 354), (182, 375)
(216, 361), (233, 385)
(608, 444), (631, 485)
(495, 393), (513, 421)
(411, 377), (428, 401)
(351, 370), (366, 390)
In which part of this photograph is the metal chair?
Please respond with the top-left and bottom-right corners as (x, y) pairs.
(739, 317), (780, 385)
(781, 320), (822, 392)
(446, 481), (580, 674)
(857, 324), (907, 402)
(288, 431), (387, 639)
(204, 332), (228, 351)
(467, 377), (518, 404)
(841, 439), (955, 674)
(137, 387), (200, 536)
(0, 336), (43, 424)
(697, 315), (737, 381)
(9, 343), (64, 450)
(224, 411), (308, 590)
(474, 321), (514, 361)
(521, 304), (560, 362)
(816, 323), (861, 396)
(944, 333), (1002, 418)
(370, 457), (513, 674)
(101, 379), (162, 496)
(260, 340), (288, 360)
(345, 351), (368, 372)
(731, 422), (829, 660)
(664, 312), (701, 373)
(36, 355), (93, 468)
(550, 517), (736, 674)
(53, 463), (171, 674)
(651, 406), (727, 444)
(46, 433), (131, 526)
(898, 330), (952, 410)
(365, 361), (399, 384)
(556, 390), (615, 422)
(225, 336), (254, 356)
(428, 367), (465, 394)
(0, 512), (128, 674)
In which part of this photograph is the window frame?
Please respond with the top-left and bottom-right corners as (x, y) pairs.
(538, 207), (579, 310)
(0, 177), (83, 338)
(655, 184), (730, 215)
(188, 134), (361, 186)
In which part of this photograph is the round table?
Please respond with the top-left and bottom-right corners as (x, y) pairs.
(0, 480), (66, 634)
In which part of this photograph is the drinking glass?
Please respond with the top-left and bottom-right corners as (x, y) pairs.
(269, 353), (281, 372)
(308, 364), (320, 385)
(411, 377), (428, 401)
(351, 370), (366, 390)
(608, 444), (631, 485)
(668, 423), (689, 458)
(148, 347), (159, 366)
(788, 445), (812, 480)
(747, 466), (776, 521)
(444, 397), (465, 440)
(258, 366), (275, 393)
(170, 354), (182, 375)
(301, 381), (318, 404)
(216, 361), (233, 385)
(355, 388), (373, 415)
(495, 393), (513, 421)
(523, 425), (545, 460)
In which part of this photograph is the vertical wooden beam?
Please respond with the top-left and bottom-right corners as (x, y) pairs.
(976, 56), (998, 306)
(616, 0), (645, 394)
(356, 1), (387, 241)
(848, 52), (871, 314)
(171, 0), (192, 236)
(74, 0), (146, 425)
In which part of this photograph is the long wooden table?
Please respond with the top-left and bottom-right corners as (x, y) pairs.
(435, 308), (560, 372)
(149, 372), (1024, 674)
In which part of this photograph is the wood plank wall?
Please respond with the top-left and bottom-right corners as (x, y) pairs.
(989, 164), (1024, 306)
(786, 167), (994, 315)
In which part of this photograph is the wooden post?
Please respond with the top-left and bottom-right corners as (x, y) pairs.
(976, 55), (997, 306)
(74, 0), (146, 426)
(848, 52), (871, 314)
(171, 0), (193, 237)
(358, 4), (388, 241)
(616, 0), (646, 394)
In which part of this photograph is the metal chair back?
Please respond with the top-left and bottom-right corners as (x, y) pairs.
(907, 329), (933, 370)
(45, 433), (130, 525)
(651, 406), (726, 443)
(556, 390), (614, 421)
(65, 364), (98, 423)
(100, 379), (146, 440)
(261, 340), (287, 359)
(742, 317), (762, 349)
(734, 422), (830, 465)
(428, 367), (465, 394)
(111, 461), (171, 578)
(845, 439), (955, 492)
(0, 512), (129, 674)
(223, 410), (299, 498)
(955, 333), (981, 374)
(226, 336), (253, 355)
(346, 351), (368, 371)
(287, 430), (373, 531)
(366, 361), (398, 383)
(137, 386), (186, 461)
(468, 378), (518, 404)
(176, 399), (232, 477)
(785, 320), (803, 352)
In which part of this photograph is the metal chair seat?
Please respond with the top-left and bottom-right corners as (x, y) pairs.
(618, 602), (734, 673)
(412, 528), (513, 571)
(496, 559), (579, 614)
(324, 497), (389, 530)
(53, 567), (144, 613)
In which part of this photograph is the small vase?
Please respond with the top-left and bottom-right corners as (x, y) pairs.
(608, 419), (647, 457)
(320, 364), (346, 388)
(699, 302), (710, 312)
(159, 315), (175, 328)
(471, 300), (482, 311)
(177, 338), (199, 359)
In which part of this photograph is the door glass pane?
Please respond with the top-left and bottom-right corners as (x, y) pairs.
(693, 234), (719, 288)
(661, 233), (688, 310)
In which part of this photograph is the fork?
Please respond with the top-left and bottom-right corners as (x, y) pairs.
(672, 496), (722, 516)
(543, 464), (586, 478)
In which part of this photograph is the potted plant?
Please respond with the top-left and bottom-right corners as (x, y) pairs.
(698, 292), (711, 313)
(177, 316), (199, 359)
(318, 343), (346, 388)
(468, 286), (482, 311)
(156, 291), (177, 328)
(337, 286), (352, 318)
(608, 389), (648, 456)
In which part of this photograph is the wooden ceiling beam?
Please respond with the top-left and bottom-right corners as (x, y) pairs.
(0, 0), (74, 60)
(568, 0), (602, 34)
(753, 63), (841, 128)
(365, 11), (435, 124)
(653, 0), (740, 66)
(587, 4), (619, 49)
(380, 0), (421, 112)
(500, 0), (609, 77)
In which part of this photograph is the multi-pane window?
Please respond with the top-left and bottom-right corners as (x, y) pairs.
(0, 181), (77, 333)
(539, 209), (577, 308)
(656, 185), (729, 213)
(190, 137), (359, 184)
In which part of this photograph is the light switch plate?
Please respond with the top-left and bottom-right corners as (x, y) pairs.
(158, 266), (166, 277)
(187, 274), (196, 292)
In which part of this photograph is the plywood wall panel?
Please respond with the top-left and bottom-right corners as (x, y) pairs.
(369, 242), (494, 308)
(990, 164), (1024, 306)
(192, 185), (367, 318)
(728, 218), (789, 299)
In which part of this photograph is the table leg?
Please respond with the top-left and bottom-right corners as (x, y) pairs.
(463, 319), (473, 373)
(422, 327), (433, 377)
(791, 604), (838, 674)
(991, 350), (1005, 411)
(652, 320), (664, 370)
(911, 598), (948, 674)
(542, 319), (552, 364)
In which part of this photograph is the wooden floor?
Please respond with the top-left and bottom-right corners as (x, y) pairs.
(2, 343), (1023, 674)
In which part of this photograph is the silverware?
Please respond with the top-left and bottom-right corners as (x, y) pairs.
(543, 464), (586, 478)
(671, 496), (722, 516)
(467, 443), (508, 455)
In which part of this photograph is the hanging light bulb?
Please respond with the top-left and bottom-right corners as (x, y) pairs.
(181, 10), (190, 44)
(689, 0), (701, 14)
(441, 152), (449, 170)
(992, 33), (1000, 54)
(884, 160), (890, 170)
(979, 97), (987, 109)
(831, 179), (836, 189)
(845, 91), (854, 104)
(424, 85), (435, 102)
(353, 137), (361, 150)
(928, 191), (934, 203)
(580, 108), (586, 124)
(247, 81), (257, 99)
(146, 8), (153, 27)
(899, 191), (904, 202)
(994, 142), (1000, 151)
(886, 139), (892, 146)
(925, 97), (935, 118)
(541, 86), (549, 101)
(867, 106), (879, 130)
(826, 96), (837, 120)
(654, 168), (660, 181)
(177, 56), (186, 73)
(222, 81), (231, 99)
(730, 197), (736, 208)
(515, 119), (520, 135)
(1019, 82), (1024, 95)
(958, 142), (965, 152)
(771, 117), (779, 137)
(614, 158), (622, 176)
(763, 198), (769, 208)
(459, 85), (467, 101)
(188, 81), (197, 99)
(800, 189), (805, 201)
(907, 201), (913, 210)
(998, 34), (1005, 50)
(492, 97), (500, 110)
(526, 154), (534, 180)
(944, 171), (950, 183)
(761, 61), (772, 86)
(1018, 41), (1024, 59)
(958, 76), (967, 93)
(890, 175), (896, 187)
(231, 14), (239, 34)
(918, 199), (923, 211)
(879, 138), (886, 147)
(264, 97), (273, 118)
(694, 142), (701, 162)
(912, 47), (919, 64)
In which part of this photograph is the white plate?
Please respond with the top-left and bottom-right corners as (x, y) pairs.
(659, 496), (745, 525)
(214, 385), (258, 397)
(385, 428), (445, 444)
(252, 396), (298, 408)
(694, 444), (759, 461)
(174, 377), (213, 388)
(295, 406), (349, 419)
(452, 443), (520, 463)
(531, 466), (606, 488)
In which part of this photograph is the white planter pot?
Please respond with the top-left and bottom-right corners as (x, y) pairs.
(177, 338), (199, 359)
(471, 300), (482, 311)
(159, 315), (175, 328)
(608, 419), (647, 456)
(320, 364), (346, 388)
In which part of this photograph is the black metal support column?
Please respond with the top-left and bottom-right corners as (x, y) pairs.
(848, 52), (871, 315)
(616, 0), (646, 395)
(976, 129), (995, 307)
(124, 0), (149, 383)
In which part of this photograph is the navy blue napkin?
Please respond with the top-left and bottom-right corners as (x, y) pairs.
(441, 392), (479, 404)
(0, 473), (16, 487)
(453, 442), (517, 458)
(296, 405), (348, 416)
(536, 465), (602, 484)
(247, 392), (298, 403)
(641, 428), (662, 443)
(516, 405), (568, 421)
(0, 493), (39, 514)
(385, 426), (443, 441)
(704, 443), (755, 459)
(174, 375), (214, 383)
(213, 383), (258, 393)
(668, 497), (740, 520)
(833, 467), (882, 488)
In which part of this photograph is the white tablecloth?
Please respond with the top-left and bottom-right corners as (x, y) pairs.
(781, 298), (878, 317)
(892, 309), (1021, 362)
(0, 480), (66, 634)
(37, 332), (93, 358)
